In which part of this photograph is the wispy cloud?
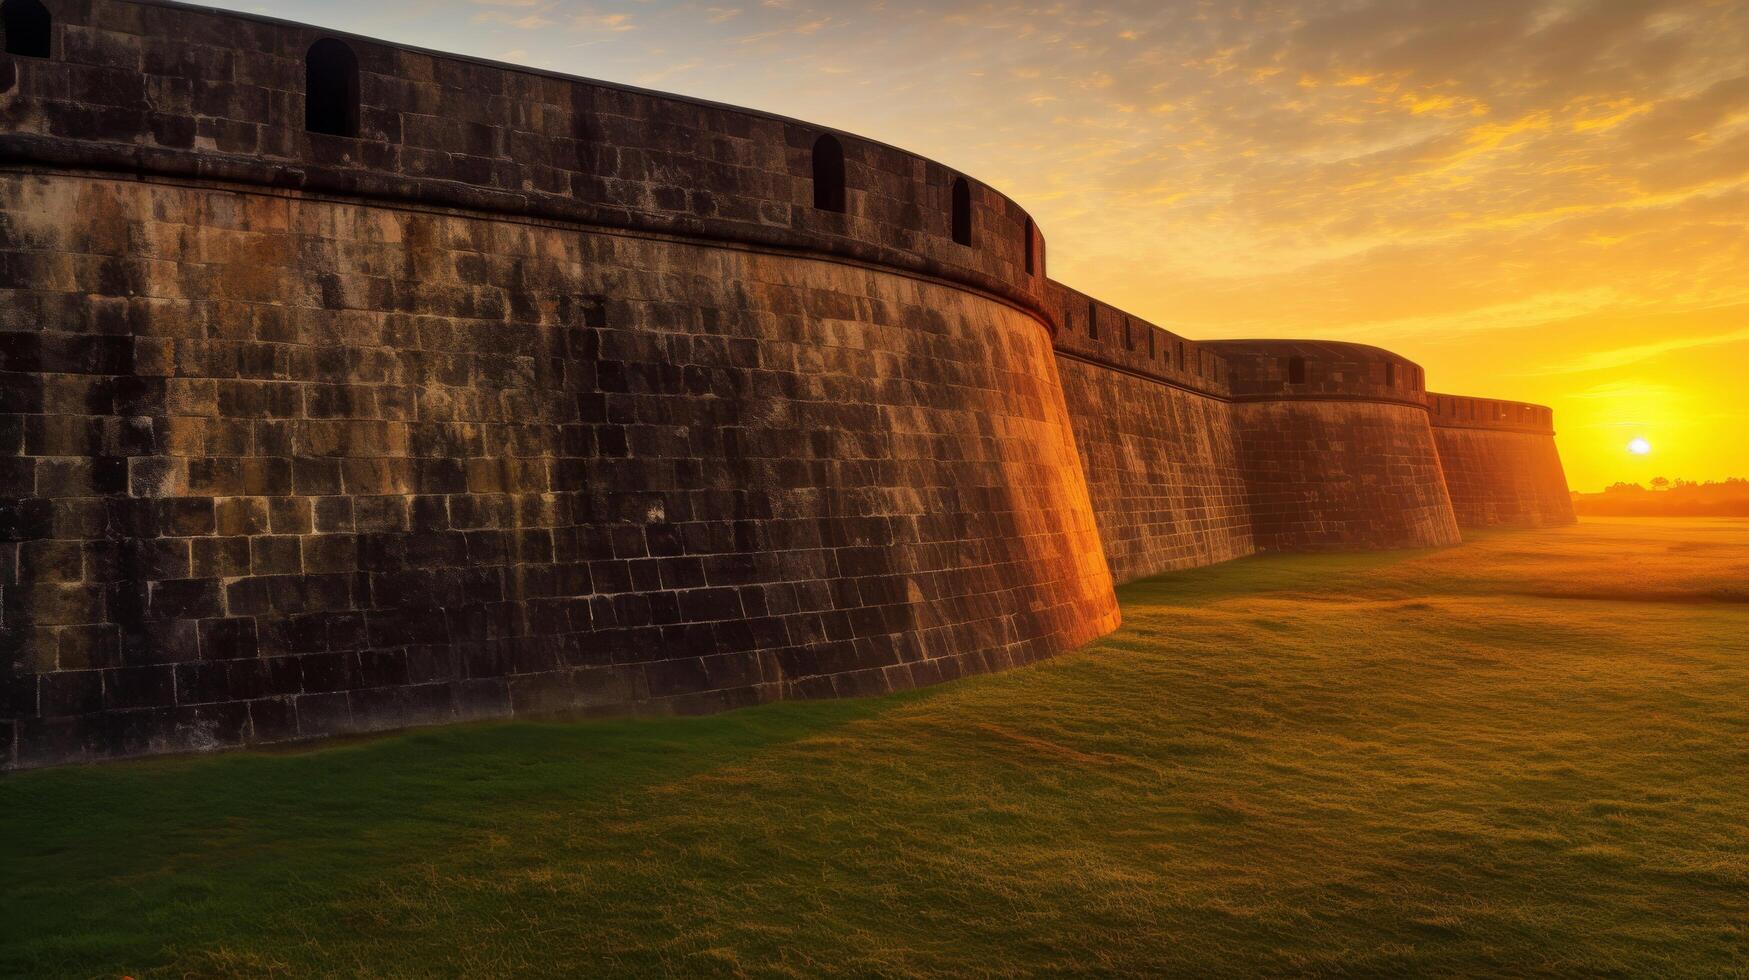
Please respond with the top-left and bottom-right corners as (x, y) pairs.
(736, 16), (830, 44)
(573, 10), (637, 32)
(1539, 325), (1749, 375)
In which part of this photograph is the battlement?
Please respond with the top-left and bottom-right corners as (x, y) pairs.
(0, 0), (1047, 319)
(1045, 281), (1228, 397)
(1425, 392), (1555, 435)
(1206, 340), (1427, 406)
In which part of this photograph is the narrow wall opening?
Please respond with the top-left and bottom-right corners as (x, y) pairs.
(1, 0), (51, 58)
(951, 177), (972, 246)
(1287, 356), (1306, 384)
(306, 38), (361, 138)
(812, 133), (846, 213)
(1024, 217), (1035, 274)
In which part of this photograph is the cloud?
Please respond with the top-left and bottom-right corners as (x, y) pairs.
(1538, 325), (1749, 375)
(572, 11), (637, 32)
(1622, 74), (1749, 147)
(468, 0), (559, 29)
(637, 60), (703, 85)
(736, 16), (831, 44)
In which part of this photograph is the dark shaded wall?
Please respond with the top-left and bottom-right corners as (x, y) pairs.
(0, 0), (1124, 768)
(1209, 341), (1461, 552)
(0, 172), (1117, 767)
(1427, 394), (1575, 529)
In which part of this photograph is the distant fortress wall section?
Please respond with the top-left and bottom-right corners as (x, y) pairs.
(1209, 342), (1461, 552)
(1046, 283), (1255, 583)
(1427, 394), (1576, 529)
(0, 0), (1574, 767)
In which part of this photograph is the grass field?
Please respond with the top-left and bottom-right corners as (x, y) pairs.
(4, 517), (1749, 977)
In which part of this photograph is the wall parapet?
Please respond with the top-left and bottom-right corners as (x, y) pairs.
(1203, 340), (1428, 408)
(0, 0), (1052, 327)
(1425, 392), (1555, 435)
(1045, 281), (1229, 397)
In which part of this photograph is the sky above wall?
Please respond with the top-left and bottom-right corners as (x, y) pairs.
(209, 0), (1749, 491)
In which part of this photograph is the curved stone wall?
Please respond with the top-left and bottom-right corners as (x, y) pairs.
(1228, 400), (1462, 551)
(1045, 284), (1252, 583)
(1214, 339), (1426, 405)
(1054, 357), (1254, 582)
(1209, 341), (1460, 552)
(0, 0), (1048, 318)
(1427, 394), (1576, 529)
(0, 172), (1117, 766)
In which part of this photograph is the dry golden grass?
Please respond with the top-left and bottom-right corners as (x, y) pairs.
(3, 517), (1748, 976)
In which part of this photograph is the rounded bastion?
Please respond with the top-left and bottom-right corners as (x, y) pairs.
(1204, 340), (1461, 552)
(0, 0), (1116, 767)
(1426, 393), (1575, 528)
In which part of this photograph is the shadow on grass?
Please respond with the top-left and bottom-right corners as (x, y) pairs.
(5, 684), (947, 840)
(0, 687), (951, 975)
(1115, 546), (1435, 607)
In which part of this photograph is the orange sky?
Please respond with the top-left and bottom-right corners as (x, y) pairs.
(222, 0), (1749, 491)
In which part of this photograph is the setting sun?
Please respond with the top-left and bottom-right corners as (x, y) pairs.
(1629, 438), (1652, 456)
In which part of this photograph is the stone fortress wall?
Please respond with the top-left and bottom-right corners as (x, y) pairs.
(0, 0), (1573, 767)
(1426, 394), (1575, 530)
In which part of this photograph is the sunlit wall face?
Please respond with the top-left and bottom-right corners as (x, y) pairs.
(214, 0), (1749, 491)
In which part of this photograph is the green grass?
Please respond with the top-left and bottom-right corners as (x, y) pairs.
(5, 517), (1749, 977)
